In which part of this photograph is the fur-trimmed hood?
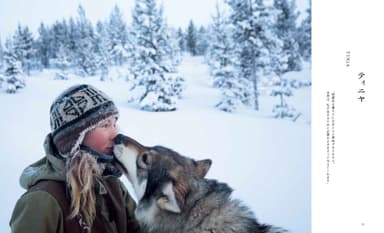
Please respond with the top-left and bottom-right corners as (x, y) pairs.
(19, 133), (122, 190)
(19, 134), (66, 189)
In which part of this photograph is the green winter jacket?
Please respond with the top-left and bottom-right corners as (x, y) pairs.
(10, 134), (140, 233)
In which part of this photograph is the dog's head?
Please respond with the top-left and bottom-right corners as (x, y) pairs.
(113, 134), (212, 219)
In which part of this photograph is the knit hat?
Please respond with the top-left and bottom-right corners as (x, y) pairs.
(50, 84), (119, 157)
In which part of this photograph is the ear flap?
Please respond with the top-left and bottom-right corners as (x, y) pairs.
(157, 182), (181, 213)
(196, 159), (212, 177)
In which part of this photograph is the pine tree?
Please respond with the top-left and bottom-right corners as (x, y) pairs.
(0, 74), (3, 89)
(95, 21), (112, 81)
(206, 3), (233, 81)
(270, 76), (296, 118)
(36, 23), (52, 68)
(53, 44), (71, 80)
(297, 7), (311, 62)
(215, 66), (254, 112)
(269, 44), (297, 118)
(107, 5), (130, 66)
(225, 0), (278, 111)
(51, 20), (70, 60)
(207, 3), (253, 112)
(13, 25), (35, 75)
(268, 26), (300, 119)
(0, 37), (4, 88)
(0, 36), (4, 70)
(73, 5), (98, 76)
(3, 39), (25, 93)
(196, 26), (209, 55)
(273, 0), (301, 72)
(167, 27), (183, 70)
(186, 20), (198, 56)
(129, 0), (182, 111)
(67, 17), (81, 69)
(176, 28), (186, 52)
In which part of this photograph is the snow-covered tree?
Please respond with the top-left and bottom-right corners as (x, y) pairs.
(0, 74), (3, 89)
(167, 27), (183, 70)
(3, 40), (25, 93)
(51, 20), (70, 57)
(95, 21), (112, 81)
(196, 26), (209, 56)
(107, 5), (130, 66)
(215, 66), (254, 112)
(206, 3), (233, 83)
(273, 0), (301, 72)
(207, 3), (253, 112)
(176, 28), (186, 52)
(36, 23), (52, 68)
(53, 44), (71, 80)
(13, 25), (35, 75)
(170, 76), (186, 99)
(269, 41), (300, 119)
(225, 0), (279, 111)
(297, 7), (311, 62)
(128, 0), (183, 111)
(73, 5), (98, 76)
(186, 20), (198, 56)
(0, 36), (4, 70)
(270, 76), (297, 119)
(0, 37), (4, 88)
(67, 17), (79, 64)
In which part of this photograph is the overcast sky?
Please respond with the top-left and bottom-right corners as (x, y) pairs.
(0, 0), (309, 40)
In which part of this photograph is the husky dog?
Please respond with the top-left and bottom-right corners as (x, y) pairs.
(113, 134), (287, 233)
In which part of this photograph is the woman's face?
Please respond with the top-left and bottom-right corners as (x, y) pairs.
(82, 115), (118, 155)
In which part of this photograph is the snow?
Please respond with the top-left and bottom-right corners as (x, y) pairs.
(0, 55), (310, 233)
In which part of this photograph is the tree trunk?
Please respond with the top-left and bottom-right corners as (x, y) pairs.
(251, 54), (259, 111)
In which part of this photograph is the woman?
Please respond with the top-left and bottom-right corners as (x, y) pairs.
(10, 84), (140, 233)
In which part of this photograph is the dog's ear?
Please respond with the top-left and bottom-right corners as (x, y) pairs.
(196, 159), (212, 177)
(157, 182), (181, 213)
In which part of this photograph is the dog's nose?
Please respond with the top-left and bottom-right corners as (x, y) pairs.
(114, 134), (125, 145)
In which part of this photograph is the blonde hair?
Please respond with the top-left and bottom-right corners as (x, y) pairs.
(66, 151), (104, 228)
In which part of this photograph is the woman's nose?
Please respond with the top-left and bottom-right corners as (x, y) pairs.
(110, 126), (118, 139)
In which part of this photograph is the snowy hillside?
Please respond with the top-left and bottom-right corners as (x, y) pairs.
(0, 55), (310, 233)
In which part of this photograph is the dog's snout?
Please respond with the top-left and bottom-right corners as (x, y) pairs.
(113, 134), (147, 152)
(114, 134), (125, 145)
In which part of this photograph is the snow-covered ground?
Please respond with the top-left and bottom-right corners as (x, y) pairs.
(0, 55), (311, 233)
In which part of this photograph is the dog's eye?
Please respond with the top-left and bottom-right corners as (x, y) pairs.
(142, 153), (149, 164)
(137, 152), (151, 169)
(160, 194), (168, 202)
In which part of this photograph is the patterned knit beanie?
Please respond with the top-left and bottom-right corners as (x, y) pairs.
(50, 84), (119, 157)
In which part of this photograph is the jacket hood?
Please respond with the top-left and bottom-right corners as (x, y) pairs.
(19, 134), (66, 189)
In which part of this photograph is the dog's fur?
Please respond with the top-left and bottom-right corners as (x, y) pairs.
(113, 134), (287, 233)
